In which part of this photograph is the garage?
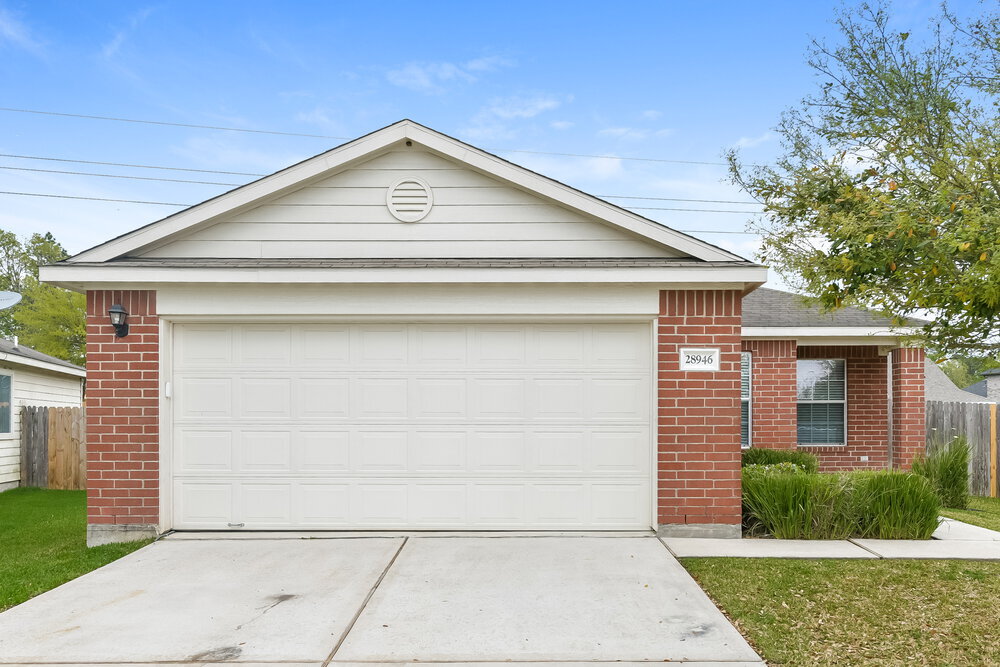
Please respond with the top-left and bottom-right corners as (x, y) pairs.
(41, 120), (767, 544)
(170, 321), (653, 530)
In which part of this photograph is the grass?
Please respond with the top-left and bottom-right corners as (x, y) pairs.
(941, 496), (1000, 533)
(0, 488), (152, 611)
(684, 558), (1000, 666)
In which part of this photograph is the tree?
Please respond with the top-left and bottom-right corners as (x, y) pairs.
(0, 230), (85, 365)
(728, 2), (1000, 355)
(938, 354), (1000, 389)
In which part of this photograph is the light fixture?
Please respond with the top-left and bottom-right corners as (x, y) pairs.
(108, 304), (129, 338)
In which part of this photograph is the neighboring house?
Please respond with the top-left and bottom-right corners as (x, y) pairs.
(39, 120), (925, 545)
(0, 339), (86, 491)
(925, 359), (992, 403)
(970, 368), (1000, 402)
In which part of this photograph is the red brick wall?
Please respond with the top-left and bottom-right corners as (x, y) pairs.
(891, 347), (926, 470)
(657, 290), (742, 527)
(741, 339), (797, 449)
(85, 290), (159, 527)
(796, 346), (889, 471)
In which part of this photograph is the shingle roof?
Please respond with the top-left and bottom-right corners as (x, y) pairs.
(742, 288), (904, 328)
(925, 359), (991, 402)
(0, 338), (84, 372)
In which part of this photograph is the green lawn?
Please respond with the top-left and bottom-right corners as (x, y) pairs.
(684, 558), (1000, 666)
(0, 488), (152, 611)
(941, 496), (1000, 533)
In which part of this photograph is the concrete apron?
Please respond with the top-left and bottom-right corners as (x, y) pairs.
(0, 535), (761, 665)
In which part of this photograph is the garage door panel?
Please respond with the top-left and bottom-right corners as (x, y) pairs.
(298, 378), (350, 418)
(171, 322), (653, 530)
(175, 430), (233, 472)
(241, 326), (291, 365)
(241, 431), (292, 472)
(298, 430), (351, 471)
(178, 378), (233, 419)
(240, 378), (291, 419)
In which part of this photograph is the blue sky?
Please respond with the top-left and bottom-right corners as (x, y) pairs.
(0, 0), (981, 280)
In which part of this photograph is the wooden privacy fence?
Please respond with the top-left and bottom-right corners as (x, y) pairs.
(20, 406), (86, 490)
(926, 400), (999, 498)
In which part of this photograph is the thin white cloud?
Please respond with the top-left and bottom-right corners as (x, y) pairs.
(488, 95), (562, 119)
(640, 110), (662, 120)
(0, 7), (44, 55)
(385, 56), (513, 94)
(598, 126), (673, 141)
(101, 7), (155, 60)
(733, 131), (775, 149)
(550, 120), (574, 130)
(460, 94), (568, 141)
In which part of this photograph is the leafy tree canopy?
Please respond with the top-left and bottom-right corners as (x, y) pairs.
(728, 2), (1000, 356)
(0, 231), (85, 366)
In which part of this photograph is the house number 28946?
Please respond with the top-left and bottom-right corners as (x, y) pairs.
(679, 347), (720, 371)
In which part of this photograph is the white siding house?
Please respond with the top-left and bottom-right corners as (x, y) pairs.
(0, 340), (85, 491)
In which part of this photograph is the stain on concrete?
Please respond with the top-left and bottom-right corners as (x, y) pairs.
(187, 645), (242, 661)
(235, 593), (298, 630)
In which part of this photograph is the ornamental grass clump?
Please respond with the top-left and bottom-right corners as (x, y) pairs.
(742, 464), (855, 539)
(912, 436), (970, 509)
(742, 466), (941, 539)
(741, 447), (819, 473)
(852, 471), (941, 539)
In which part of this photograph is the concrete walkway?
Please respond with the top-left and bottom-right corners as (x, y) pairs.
(664, 517), (1000, 559)
(0, 535), (762, 666)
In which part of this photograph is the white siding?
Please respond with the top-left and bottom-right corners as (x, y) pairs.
(139, 150), (684, 259)
(0, 363), (84, 488)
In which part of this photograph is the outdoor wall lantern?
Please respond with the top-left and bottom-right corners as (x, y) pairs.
(108, 304), (129, 338)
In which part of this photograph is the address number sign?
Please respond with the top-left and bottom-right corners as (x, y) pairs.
(679, 347), (721, 371)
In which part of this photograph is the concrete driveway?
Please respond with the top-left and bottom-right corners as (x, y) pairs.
(0, 535), (761, 666)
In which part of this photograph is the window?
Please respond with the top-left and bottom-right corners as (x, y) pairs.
(796, 359), (846, 445)
(740, 352), (752, 448)
(0, 373), (10, 434)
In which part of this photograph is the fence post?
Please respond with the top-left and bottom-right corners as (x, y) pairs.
(991, 403), (998, 499)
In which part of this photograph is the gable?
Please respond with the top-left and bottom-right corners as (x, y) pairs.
(135, 148), (686, 260)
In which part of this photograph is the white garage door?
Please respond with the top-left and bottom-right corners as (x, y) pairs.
(170, 322), (652, 530)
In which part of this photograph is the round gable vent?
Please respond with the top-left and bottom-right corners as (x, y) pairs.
(386, 177), (433, 222)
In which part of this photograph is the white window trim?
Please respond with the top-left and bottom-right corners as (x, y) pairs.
(741, 351), (752, 449)
(796, 358), (848, 447)
(0, 371), (13, 439)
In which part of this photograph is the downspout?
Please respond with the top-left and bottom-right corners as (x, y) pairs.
(886, 350), (894, 469)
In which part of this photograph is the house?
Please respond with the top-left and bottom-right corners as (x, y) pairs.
(925, 360), (993, 403)
(965, 368), (1000, 401)
(0, 338), (86, 491)
(39, 120), (925, 545)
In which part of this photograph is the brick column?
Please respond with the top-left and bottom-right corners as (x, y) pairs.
(741, 339), (797, 449)
(85, 290), (159, 546)
(891, 347), (926, 470)
(657, 290), (742, 537)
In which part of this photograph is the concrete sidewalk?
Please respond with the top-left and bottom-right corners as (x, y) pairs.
(664, 517), (1000, 560)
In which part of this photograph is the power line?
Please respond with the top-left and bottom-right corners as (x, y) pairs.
(0, 191), (191, 206)
(0, 165), (239, 186)
(0, 107), (344, 139)
(0, 152), (263, 176)
(0, 106), (744, 166)
(0, 189), (763, 232)
(0, 152), (764, 206)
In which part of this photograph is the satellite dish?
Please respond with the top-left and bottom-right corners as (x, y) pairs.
(0, 292), (22, 311)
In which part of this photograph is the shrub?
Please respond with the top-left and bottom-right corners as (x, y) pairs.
(742, 468), (941, 540)
(912, 436), (969, 509)
(741, 447), (819, 474)
(742, 466), (855, 539)
(852, 471), (941, 540)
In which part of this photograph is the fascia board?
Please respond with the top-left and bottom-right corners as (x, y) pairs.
(40, 263), (769, 291)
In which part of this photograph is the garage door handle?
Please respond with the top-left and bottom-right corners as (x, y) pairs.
(227, 522), (244, 528)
